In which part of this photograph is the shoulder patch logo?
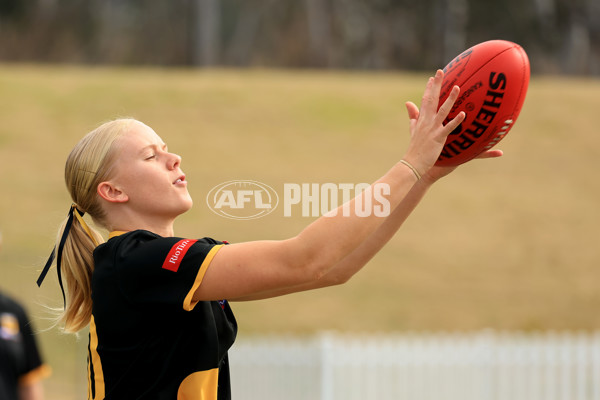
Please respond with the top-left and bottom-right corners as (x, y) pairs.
(162, 239), (197, 272)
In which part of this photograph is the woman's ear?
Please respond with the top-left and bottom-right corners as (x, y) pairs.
(97, 182), (129, 203)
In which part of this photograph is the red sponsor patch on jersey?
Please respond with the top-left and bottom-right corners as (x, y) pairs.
(162, 239), (197, 272)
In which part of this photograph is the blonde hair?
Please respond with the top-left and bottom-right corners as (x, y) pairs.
(57, 118), (135, 332)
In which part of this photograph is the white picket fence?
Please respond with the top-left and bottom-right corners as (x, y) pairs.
(229, 331), (600, 400)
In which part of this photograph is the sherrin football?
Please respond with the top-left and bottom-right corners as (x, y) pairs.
(435, 40), (530, 166)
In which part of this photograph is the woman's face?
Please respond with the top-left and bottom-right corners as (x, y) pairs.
(108, 121), (193, 221)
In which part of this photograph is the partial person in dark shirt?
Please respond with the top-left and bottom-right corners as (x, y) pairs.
(1, 233), (51, 400)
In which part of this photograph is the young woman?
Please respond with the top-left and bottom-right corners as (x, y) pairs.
(38, 70), (501, 399)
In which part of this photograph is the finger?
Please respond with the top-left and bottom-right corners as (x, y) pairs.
(442, 111), (466, 134)
(475, 149), (504, 159)
(420, 70), (444, 118)
(432, 69), (444, 91)
(436, 85), (460, 124)
(418, 76), (436, 118)
(405, 101), (420, 121)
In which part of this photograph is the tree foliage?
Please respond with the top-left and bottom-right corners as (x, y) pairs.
(0, 0), (598, 75)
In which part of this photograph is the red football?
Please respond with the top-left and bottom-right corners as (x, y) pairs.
(435, 40), (530, 166)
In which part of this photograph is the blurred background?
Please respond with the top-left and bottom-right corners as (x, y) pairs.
(0, 0), (599, 399)
(0, 0), (599, 75)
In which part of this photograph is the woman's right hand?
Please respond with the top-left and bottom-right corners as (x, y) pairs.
(402, 69), (465, 177)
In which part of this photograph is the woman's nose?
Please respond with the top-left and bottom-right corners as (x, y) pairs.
(168, 153), (182, 170)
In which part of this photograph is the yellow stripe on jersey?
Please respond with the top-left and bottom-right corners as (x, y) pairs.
(108, 231), (129, 239)
(88, 315), (105, 399)
(182, 244), (224, 311)
(177, 368), (219, 400)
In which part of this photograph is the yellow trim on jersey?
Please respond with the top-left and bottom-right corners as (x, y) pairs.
(177, 368), (219, 400)
(108, 231), (129, 239)
(183, 244), (224, 311)
(88, 315), (105, 400)
(18, 364), (52, 385)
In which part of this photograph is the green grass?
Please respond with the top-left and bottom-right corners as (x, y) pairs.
(0, 64), (598, 399)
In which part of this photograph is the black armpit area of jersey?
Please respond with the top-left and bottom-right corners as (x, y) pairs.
(93, 230), (222, 310)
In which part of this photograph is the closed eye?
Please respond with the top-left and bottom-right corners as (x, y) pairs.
(140, 143), (167, 160)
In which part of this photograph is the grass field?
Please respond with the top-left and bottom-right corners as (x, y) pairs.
(0, 64), (598, 398)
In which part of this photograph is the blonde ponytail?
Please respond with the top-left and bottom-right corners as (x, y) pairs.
(39, 118), (136, 333)
(56, 209), (103, 332)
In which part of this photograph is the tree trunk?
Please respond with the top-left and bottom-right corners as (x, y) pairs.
(191, 0), (221, 66)
(305, 0), (332, 67)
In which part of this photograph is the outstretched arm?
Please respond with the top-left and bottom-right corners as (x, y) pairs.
(229, 147), (502, 301)
(194, 70), (468, 302)
(229, 174), (435, 300)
